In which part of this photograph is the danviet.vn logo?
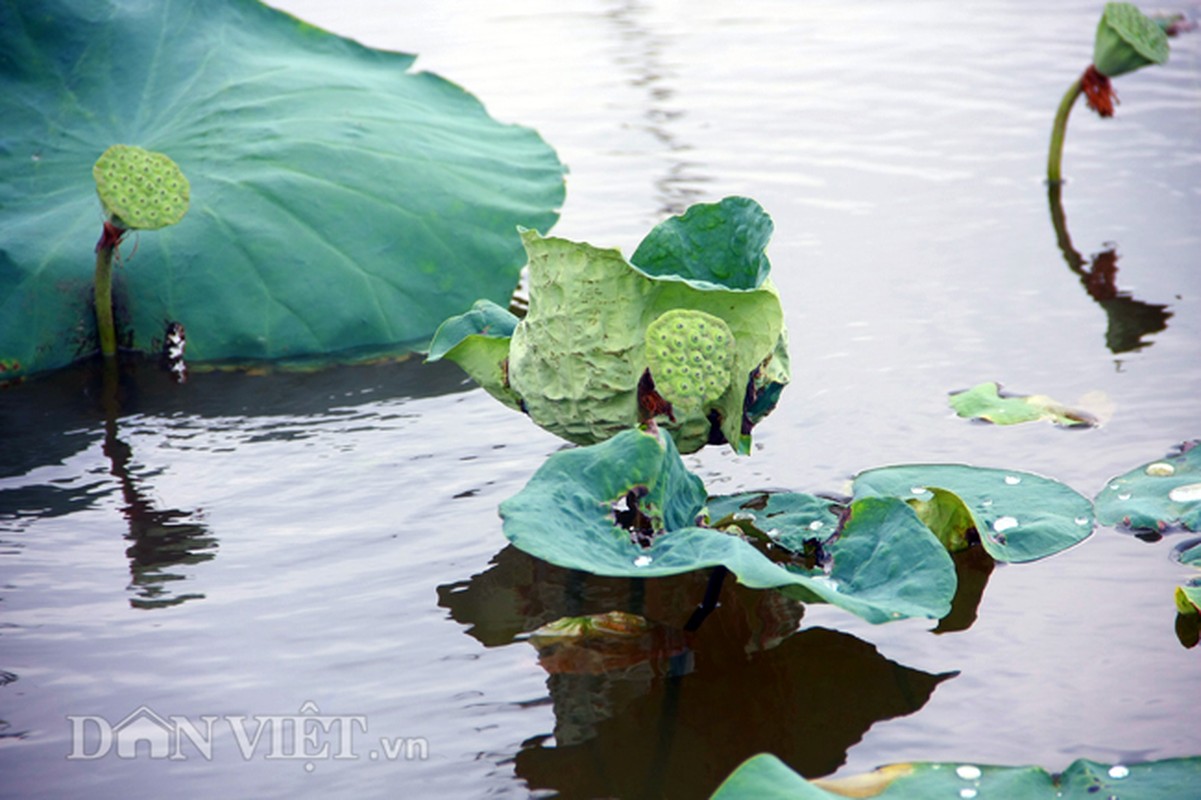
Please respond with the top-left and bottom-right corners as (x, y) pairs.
(67, 701), (428, 770)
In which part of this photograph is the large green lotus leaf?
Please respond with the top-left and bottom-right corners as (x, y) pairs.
(948, 381), (1097, 428)
(853, 464), (1095, 563)
(502, 198), (788, 454)
(499, 428), (954, 624)
(1095, 442), (1201, 532)
(710, 753), (1201, 799)
(0, 0), (565, 380)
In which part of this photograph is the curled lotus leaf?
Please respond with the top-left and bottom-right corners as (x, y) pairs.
(499, 428), (955, 624)
(1095, 442), (1201, 532)
(434, 197), (789, 454)
(853, 464), (1095, 563)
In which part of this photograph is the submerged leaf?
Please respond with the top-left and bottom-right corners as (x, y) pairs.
(711, 753), (1201, 799)
(948, 382), (1098, 428)
(1095, 442), (1201, 532)
(0, 0), (565, 379)
(499, 428), (954, 624)
(854, 464), (1095, 562)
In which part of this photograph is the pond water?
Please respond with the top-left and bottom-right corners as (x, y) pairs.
(2, 1), (1200, 798)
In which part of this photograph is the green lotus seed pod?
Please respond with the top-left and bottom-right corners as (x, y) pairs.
(93, 144), (190, 230)
(645, 309), (735, 411)
(1093, 3), (1169, 78)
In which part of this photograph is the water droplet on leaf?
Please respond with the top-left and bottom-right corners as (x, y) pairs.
(1145, 462), (1176, 477)
(993, 516), (1019, 533)
(634, 555), (652, 567)
(1108, 765), (1129, 779)
(1168, 483), (1201, 503)
(956, 765), (982, 781)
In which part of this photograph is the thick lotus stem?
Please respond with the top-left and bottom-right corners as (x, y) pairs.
(1047, 75), (1084, 185)
(94, 220), (126, 357)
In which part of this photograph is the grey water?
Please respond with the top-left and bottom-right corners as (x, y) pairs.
(2, 0), (1199, 797)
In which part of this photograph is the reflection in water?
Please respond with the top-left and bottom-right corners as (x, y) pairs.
(605, 0), (710, 216)
(439, 546), (955, 798)
(1047, 185), (1172, 356)
(933, 545), (996, 635)
(99, 362), (216, 609)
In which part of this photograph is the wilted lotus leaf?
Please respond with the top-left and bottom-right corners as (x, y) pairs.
(1095, 442), (1201, 532)
(431, 197), (789, 454)
(948, 382), (1098, 428)
(499, 427), (955, 624)
(711, 753), (1201, 799)
(853, 464), (1095, 562)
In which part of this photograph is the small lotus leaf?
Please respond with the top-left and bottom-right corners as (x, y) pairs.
(1095, 442), (1201, 532)
(948, 382), (1097, 428)
(499, 428), (955, 624)
(853, 464), (1095, 562)
(427, 300), (521, 410)
(710, 753), (1201, 800)
(1094, 2), (1170, 78)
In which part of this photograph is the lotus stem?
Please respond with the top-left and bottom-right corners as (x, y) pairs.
(1047, 75), (1084, 185)
(94, 241), (117, 358)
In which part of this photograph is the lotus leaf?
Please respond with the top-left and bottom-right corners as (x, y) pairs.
(853, 464), (1095, 562)
(426, 299), (522, 410)
(498, 428), (955, 624)
(711, 753), (1201, 799)
(1095, 442), (1201, 532)
(430, 197), (789, 454)
(0, 0), (565, 380)
(948, 382), (1097, 428)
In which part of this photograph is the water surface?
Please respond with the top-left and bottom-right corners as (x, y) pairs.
(2, 1), (1199, 797)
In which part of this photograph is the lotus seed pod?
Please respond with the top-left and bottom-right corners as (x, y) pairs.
(1093, 3), (1169, 78)
(644, 309), (735, 411)
(93, 144), (190, 230)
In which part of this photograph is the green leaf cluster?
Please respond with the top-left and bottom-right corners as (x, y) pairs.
(430, 197), (790, 454)
(499, 427), (1097, 625)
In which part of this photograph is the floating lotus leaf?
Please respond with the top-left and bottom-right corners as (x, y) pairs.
(432, 197), (789, 454)
(853, 464), (1095, 562)
(0, 0), (564, 380)
(1094, 2), (1170, 78)
(1095, 442), (1201, 532)
(948, 382), (1097, 428)
(93, 145), (190, 231)
(711, 753), (1201, 800)
(499, 428), (955, 624)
